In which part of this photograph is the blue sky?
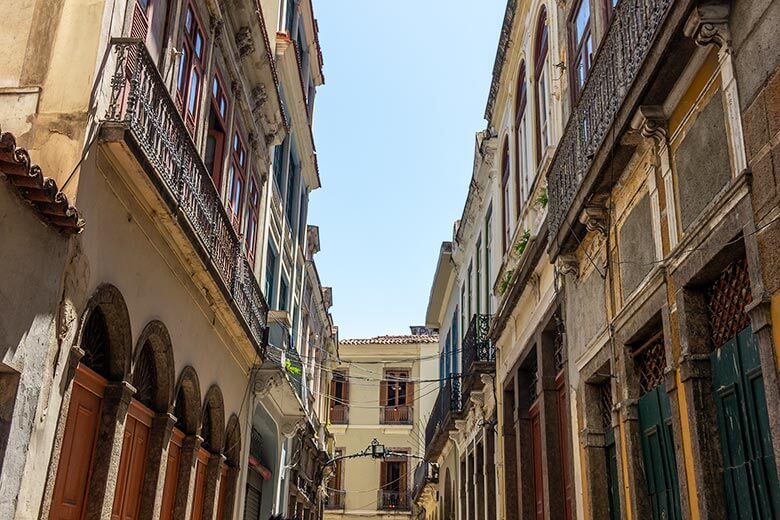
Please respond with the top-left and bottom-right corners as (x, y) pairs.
(309, 1), (506, 339)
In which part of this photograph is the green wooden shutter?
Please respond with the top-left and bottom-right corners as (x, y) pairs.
(638, 386), (682, 520)
(711, 326), (780, 519)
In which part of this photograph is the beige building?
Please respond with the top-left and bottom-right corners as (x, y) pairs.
(324, 330), (438, 519)
(0, 0), (334, 519)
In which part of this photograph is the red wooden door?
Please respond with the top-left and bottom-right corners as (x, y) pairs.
(159, 429), (184, 520)
(111, 400), (153, 520)
(214, 463), (229, 520)
(530, 401), (545, 520)
(555, 372), (573, 520)
(50, 365), (107, 520)
(189, 447), (209, 520)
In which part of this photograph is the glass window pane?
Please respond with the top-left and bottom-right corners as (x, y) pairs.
(187, 70), (200, 115)
(575, 0), (590, 43)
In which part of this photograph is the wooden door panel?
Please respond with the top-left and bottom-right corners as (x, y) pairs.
(530, 402), (544, 520)
(111, 401), (152, 520)
(190, 448), (209, 520)
(214, 463), (228, 520)
(50, 368), (106, 520)
(160, 429), (184, 520)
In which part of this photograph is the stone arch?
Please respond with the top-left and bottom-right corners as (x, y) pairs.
(132, 320), (175, 413)
(173, 366), (202, 434)
(224, 414), (241, 467)
(201, 385), (226, 454)
(77, 283), (132, 381)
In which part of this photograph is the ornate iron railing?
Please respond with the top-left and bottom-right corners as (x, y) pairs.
(547, 0), (674, 241)
(412, 461), (438, 500)
(103, 39), (268, 354)
(423, 374), (463, 456)
(381, 405), (413, 425)
(463, 314), (495, 375)
(325, 489), (345, 509)
(378, 490), (411, 511)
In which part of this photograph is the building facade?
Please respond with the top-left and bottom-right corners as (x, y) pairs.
(419, 0), (780, 519)
(324, 331), (438, 519)
(0, 0), (334, 519)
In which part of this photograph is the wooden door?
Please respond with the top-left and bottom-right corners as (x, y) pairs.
(189, 447), (209, 520)
(111, 400), (152, 520)
(159, 428), (184, 520)
(214, 463), (229, 520)
(638, 386), (682, 520)
(712, 326), (780, 519)
(50, 365), (106, 520)
(530, 401), (544, 520)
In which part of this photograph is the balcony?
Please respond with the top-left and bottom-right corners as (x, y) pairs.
(325, 489), (345, 509)
(381, 405), (413, 425)
(462, 314), (495, 390)
(100, 39), (268, 355)
(378, 490), (411, 512)
(424, 375), (463, 460)
(547, 0), (676, 257)
(329, 404), (348, 425)
(412, 461), (439, 502)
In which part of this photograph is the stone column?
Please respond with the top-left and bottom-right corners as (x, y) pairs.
(173, 434), (204, 519)
(85, 380), (136, 520)
(675, 289), (726, 519)
(140, 412), (176, 520)
(201, 452), (226, 520)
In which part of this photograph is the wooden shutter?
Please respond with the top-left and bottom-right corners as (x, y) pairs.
(50, 366), (106, 520)
(380, 378), (388, 407)
(343, 374), (349, 404)
(130, 0), (152, 41)
(111, 400), (152, 520)
(160, 429), (184, 520)
(407, 381), (414, 405)
(190, 448), (210, 520)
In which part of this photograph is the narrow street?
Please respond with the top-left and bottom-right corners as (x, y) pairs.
(1, 0), (780, 519)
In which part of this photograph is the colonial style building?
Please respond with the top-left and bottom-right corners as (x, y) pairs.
(324, 330), (438, 519)
(0, 0), (334, 519)
(419, 0), (780, 519)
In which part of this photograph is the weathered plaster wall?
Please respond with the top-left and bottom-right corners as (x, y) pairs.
(0, 182), (69, 517)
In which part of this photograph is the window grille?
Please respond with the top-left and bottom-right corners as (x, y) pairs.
(707, 257), (752, 349)
(133, 343), (157, 410)
(528, 358), (539, 402)
(598, 381), (613, 431)
(81, 309), (109, 377)
(635, 339), (666, 395)
(554, 333), (565, 373)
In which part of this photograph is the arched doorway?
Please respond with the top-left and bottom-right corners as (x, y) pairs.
(160, 366), (201, 520)
(49, 284), (132, 519)
(112, 321), (175, 519)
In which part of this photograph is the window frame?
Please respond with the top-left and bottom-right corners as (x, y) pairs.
(569, 0), (594, 100)
(501, 140), (512, 251)
(226, 128), (248, 232)
(514, 63), (528, 212)
(176, 2), (207, 136)
(534, 7), (550, 165)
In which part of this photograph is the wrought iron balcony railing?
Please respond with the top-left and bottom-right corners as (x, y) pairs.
(381, 405), (413, 425)
(424, 374), (463, 457)
(329, 404), (348, 424)
(463, 314), (495, 375)
(325, 489), (345, 509)
(412, 461), (438, 500)
(547, 0), (674, 244)
(102, 38), (268, 354)
(378, 490), (411, 511)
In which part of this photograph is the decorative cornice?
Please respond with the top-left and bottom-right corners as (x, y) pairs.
(637, 105), (668, 145)
(579, 194), (609, 236)
(0, 126), (84, 233)
(484, 0), (518, 121)
(557, 254), (579, 277)
(235, 27), (255, 58)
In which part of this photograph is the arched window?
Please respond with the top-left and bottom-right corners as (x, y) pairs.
(515, 63), (529, 211)
(534, 7), (550, 164)
(501, 140), (511, 251)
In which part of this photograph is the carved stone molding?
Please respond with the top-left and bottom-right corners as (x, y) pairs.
(253, 371), (283, 398)
(210, 15), (224, 43)
(637, 105), (668, 145)
(579, 194), (609, 236)
(235, 27), (255, 58)
(280, 418), (305, 438)
(250, 85), (267, 114)
(684, 1), (731, 50)
(557, 254), (579, 277)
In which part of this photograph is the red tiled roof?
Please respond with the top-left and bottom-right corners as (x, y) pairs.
(0, 126), (84, 234)
(340, 335), (439, 345)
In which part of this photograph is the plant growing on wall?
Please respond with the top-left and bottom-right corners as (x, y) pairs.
(536, 186), (548, 208)
(285, 359), (302, 376)
(515, 229), (531, 255)
(499, 270), (514, 295)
